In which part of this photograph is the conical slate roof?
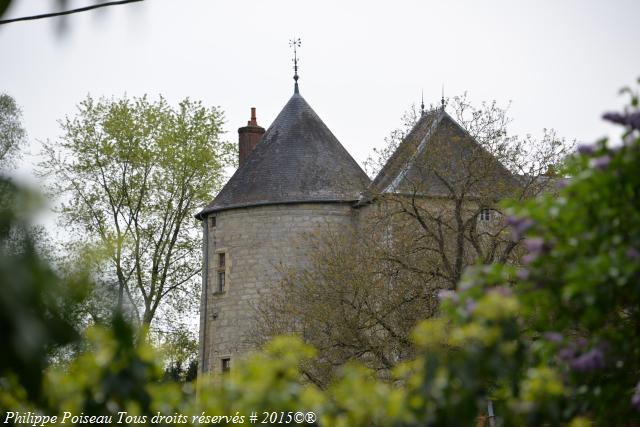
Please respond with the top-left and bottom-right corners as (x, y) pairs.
(197, 92), (370, 218)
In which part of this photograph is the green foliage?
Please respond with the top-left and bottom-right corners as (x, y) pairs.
(194, 338), (321, 420)
(0, 178), (88, 406)
(160, 328), (199, 383)
(506, 123), (640, 421)
(44, 316), (176, 417)
(39, 95), (235, 329)
(393, 82), (640, 425)
(3, 84), (639, 426)
(0, 1), (10, 19)
(0, 93), (26, 169)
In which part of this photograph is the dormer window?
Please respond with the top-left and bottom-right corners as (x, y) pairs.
(480, 208), (492, 221)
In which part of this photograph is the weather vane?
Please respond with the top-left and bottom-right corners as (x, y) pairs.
(289, 37), (301, 93)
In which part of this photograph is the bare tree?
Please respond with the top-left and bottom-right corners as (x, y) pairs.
(254, 94), (571, 385)
(369, 94), (570, 288)
(253, 220), (440, 388)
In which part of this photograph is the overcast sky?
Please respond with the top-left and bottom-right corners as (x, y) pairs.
(1, 0), (639, 185)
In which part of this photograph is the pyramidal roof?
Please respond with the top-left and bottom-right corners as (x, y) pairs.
(371, 108), (518, 198)
(197, 91), (370, 218)
(372, 109), (443, 193)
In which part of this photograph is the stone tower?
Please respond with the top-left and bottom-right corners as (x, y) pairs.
(196, 85), (370, 375)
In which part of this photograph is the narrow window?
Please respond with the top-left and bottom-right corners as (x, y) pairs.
(221, 357), (231, 373)
(217, 253), (226, 293)
(209, 216), (216, 229)
(480, 208), (492, 221)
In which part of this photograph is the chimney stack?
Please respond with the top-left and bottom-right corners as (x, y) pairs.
(238, 107), (265, 167)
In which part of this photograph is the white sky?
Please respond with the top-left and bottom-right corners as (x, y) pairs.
(1, 0), (639, 185)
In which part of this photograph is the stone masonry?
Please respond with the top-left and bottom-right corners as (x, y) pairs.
(195, 82), (514, 376)
(198, 203), (357, 375)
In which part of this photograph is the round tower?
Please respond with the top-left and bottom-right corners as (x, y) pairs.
(196, 88), (370, 375)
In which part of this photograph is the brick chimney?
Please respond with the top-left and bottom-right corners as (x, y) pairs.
(238, 107), (265, 167)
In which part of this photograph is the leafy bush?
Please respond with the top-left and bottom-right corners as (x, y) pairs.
(1, 81), (639, 426)
(397, 81), (640, 425)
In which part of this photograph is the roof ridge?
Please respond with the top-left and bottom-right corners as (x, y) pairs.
(383, 110), (445, 193)
(371, 109), (441, 191)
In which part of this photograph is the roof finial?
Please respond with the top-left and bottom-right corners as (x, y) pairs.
(441, 83), (445, 111)
(420, 89), (425, 116)
(289, 37), (301, 94)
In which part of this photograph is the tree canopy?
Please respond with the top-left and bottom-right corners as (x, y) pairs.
(0, 93), (26, 170)
(40, 95), (235, 331)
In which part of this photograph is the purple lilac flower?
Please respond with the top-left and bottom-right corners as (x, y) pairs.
(555, 179), (569, 190)
(606, 111), (640, 131)
(558, 347), (577, 361)
(577, 144), (595, 155)
(524, 238), (546, 255)
(558, 338), (590, 362)
(522, 253), (538, 265)
(438, 289), (457, 302)
(603, 112), (628, 126)
(543, 332), (563, 344)
(465, 299), (477, 314)
(570, 347), (606, 372)
(632, 382), (640, 410)
(516, 268), (530, 281)
(627, 247), (640, 261)
(505, 216), (519, 227)
(589, 155), (611, 170)
(506, 216), (535, 241)
(629, 112), (640, 130)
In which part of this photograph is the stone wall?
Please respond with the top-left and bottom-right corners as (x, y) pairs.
(198, 202), (358, 375)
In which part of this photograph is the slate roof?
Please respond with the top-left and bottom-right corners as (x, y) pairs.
(371, 108), (519, 199)
(372, 109), (441, 193)
(197, 91), (371, 218)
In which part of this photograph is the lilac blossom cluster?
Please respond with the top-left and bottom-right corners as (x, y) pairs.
(577, 143), (612, 171)
(505, 216), (546, 281)
(602, 111), (640, 130)
(522, 237), (547, 265)
(576, 111), (640, 173)
(505, 215), (534, 241)
(556, 338), (608, 373)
